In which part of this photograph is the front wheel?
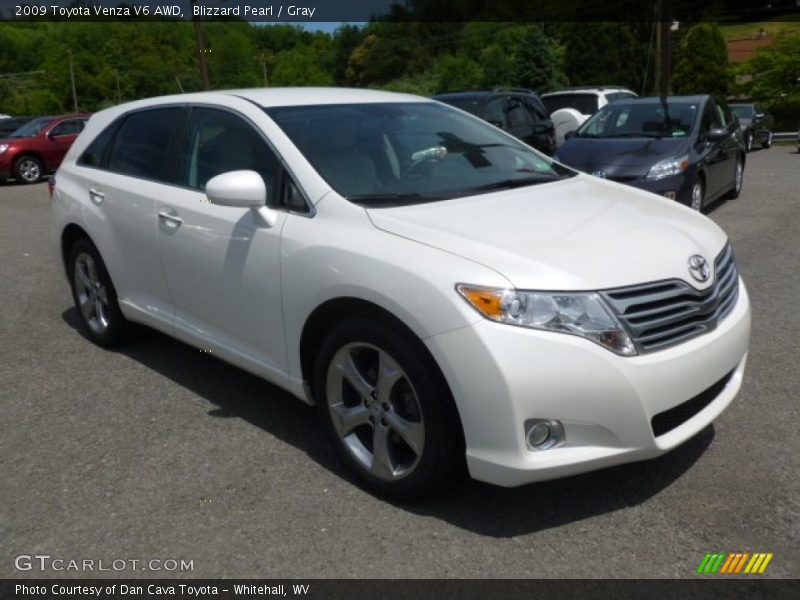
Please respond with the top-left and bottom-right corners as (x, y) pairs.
(725, 158), (744, 200)
(762, 131), (773, 149)
(689, 179), (705, 211)
(13, 155), (43, 184)
(68, 238), (129, 347)
(314, 317), (465, 499)
(745, 132), (753, 152)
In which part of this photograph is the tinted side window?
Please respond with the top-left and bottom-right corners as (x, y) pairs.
(79, 122), (118, 168)
(50, 119), (85, 136)
(701, 101), (721, 133)
(176, 108), (280, 201)
(524, 97), (548, 121)
(506, 97), (530, 127)
(483, 98), (507, 129)
(107, 108), (182, 181)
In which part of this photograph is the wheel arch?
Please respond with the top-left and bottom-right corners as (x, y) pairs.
(299, 297), (462, 424)
(60, 223), (95, 275)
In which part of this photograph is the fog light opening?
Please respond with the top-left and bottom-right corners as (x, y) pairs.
(524, 419), (565, 451)
(663, 191), (676, 200)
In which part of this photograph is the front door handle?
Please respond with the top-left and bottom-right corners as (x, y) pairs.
(158, 211), (183, 227)
(89, 188), (104, 205)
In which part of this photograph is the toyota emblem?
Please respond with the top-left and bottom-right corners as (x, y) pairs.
(688, 255), (711, 283)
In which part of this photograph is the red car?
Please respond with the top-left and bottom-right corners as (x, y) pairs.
(0, 113), (91, 183)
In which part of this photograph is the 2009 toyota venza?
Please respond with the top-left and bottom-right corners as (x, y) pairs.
(52, 89), (751, 498)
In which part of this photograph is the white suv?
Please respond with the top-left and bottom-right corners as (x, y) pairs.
(542, 87), (637, 145)
(52, 88), (750, 498)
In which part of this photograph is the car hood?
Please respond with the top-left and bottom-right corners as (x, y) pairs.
(366, 175), (727, 291)
(555, 137), (690, 177)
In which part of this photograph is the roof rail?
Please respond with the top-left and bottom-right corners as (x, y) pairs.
(492, 87), (537, 95)
(556, 86), (632, 91)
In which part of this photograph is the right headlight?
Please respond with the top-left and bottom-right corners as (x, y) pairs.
(456, 284), (636, 355)
(646, 155), (689, 180)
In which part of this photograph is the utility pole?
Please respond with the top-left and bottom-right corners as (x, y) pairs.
(255, 54), (269, 87)
(655, 0), (672, 96)
(190, 0), (211, 90)
(68, 49), (78, 112)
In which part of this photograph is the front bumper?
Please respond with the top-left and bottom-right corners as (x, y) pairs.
(425, 279), (750, 487)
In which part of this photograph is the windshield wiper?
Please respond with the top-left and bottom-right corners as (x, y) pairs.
(466, 174), (562, 193)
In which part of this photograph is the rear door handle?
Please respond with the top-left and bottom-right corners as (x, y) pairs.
(89, 188), (104, 205)
(158, 211), (183, 227)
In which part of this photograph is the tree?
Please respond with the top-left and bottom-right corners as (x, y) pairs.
(511, 25), (567, 93)
(672, 23), (731, 98)
(562, 22), (644, 91)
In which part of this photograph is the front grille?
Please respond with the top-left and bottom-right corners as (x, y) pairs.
(601, 244), (739, 353)
(651, 370), (735, 437)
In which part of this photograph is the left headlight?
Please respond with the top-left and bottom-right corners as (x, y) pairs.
(456, 284), (636, 356)
(646, 154), (689, 180)
(0, 144), (9, 154)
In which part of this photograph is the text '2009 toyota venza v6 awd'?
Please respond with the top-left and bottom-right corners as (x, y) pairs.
(52, 88), (750, 498)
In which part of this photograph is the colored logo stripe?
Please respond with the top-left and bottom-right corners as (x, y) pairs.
(697, 552), (773, 574)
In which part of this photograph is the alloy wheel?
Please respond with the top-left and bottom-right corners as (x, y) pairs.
(73, 252), (110, 334)
(734, 160), (743, 194)
(18, 159), (41, 183)
(325, 342), (425, 481)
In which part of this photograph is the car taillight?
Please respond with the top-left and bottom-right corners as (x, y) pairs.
(48, 174), (55, 197)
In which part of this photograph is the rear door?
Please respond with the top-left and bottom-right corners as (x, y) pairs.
(74, 106), (184, 328)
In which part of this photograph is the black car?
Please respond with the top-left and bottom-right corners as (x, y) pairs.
(0, 116), (36, 138)
(730, 102), (774, 152)
(433, 88), (556, 155)
(554, 95), (745, 211)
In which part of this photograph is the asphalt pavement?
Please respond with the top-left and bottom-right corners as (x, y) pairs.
(1, 146), (798, 579)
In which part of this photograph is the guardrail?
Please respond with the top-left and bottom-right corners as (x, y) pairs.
(773, 132), (798, 141)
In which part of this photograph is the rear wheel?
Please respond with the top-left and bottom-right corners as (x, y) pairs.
(690, 179), (704, 211)
(762, 131), (773, 149)
(68, 238), (129, 347)
(13, 155), (43, 184)
(314, 317), (465, 499)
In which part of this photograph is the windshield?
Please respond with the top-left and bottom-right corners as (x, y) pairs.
(266, 102), (574, 206)
(541, 94), (599, 115)
(730, 105), (754, 119)
(9, 117), (54, 138)
(577, 102), (698, 139)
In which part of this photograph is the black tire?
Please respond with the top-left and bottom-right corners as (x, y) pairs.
(762, 131), (773, 149)
(725, 157), (744, 200)
(68, 238), (129, 347)
(745, 132), (753, 152)
(313, 316), (465, 499)
(13, 155), (43, 184)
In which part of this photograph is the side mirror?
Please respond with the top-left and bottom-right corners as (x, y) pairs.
(206, 170), (267, 208)
(754, 113), (764, 120)
(707, 128), (729, 142)
(564, 130), (576, 140)
(206, 170), (277, 227)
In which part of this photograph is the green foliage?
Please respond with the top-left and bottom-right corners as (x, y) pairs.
(511, 25), (567, 93)
(672, 23), (732, 98)
(735, 32), (800, 131)
(563, 22), (645, 92)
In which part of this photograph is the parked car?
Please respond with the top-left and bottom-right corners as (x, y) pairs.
(53, 89), (750, 498)
(433, 88), (556, 155)
(0, 113), (90, 183)
(0, 116), (36, 138)
(729, 102), (774, 152)
(541, 86), (637, 145)
(555, 95), (745, 212)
